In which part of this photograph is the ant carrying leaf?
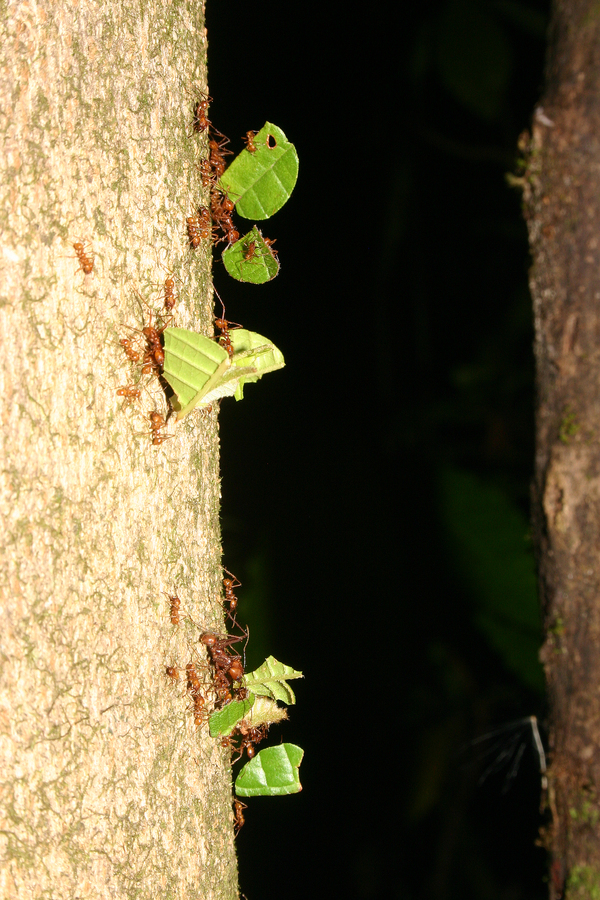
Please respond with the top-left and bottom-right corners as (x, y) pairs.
(218, 122), (299, 220)
(162, 326), (285, 419)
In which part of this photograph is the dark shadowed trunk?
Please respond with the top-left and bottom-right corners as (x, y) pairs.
(524, 1), (600, 896)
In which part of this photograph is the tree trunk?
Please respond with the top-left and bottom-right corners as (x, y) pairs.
(524, 2), (600, 896)
(0, 2), (238, 897)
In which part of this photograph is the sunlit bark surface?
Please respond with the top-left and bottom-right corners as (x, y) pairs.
(0, 2), (238, 897)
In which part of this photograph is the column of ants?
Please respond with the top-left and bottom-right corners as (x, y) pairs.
(112, 93), (277, 444)
(164, 570), (267, 835)
(111, 94), (274, 834)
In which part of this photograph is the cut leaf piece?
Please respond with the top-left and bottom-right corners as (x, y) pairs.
(163, 327), (285, 418)
(237, 696), (288, 730)
(209, 695), (255, 738)
(222, 227), (280, 283)
(218, 123), (299, 220)
(229, 329), (285, 401)
(235, 743), (304, 797)
(243, 657), (303, 704)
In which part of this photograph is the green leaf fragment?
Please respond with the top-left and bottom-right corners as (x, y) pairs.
(222, 226), (280, 283)
(243, 656), (303, 704)
(218, 123), (299, 220)
(238, 696), (288, 730)
(235, 743), (304, 797)
(209, 695), (255, 738)
(229, 329), (285, 400)
(162, 327), (285, 418)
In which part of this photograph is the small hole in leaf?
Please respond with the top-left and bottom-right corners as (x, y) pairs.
(266, 134), (277, 149)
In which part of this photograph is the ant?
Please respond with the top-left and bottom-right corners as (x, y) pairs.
(165, 666), (179, 682)
(119, 337), (141, 365)
(123, 293), (169, 377)
(186, 662), (210, 728)
(186, 662), (203, 695)
(243, 130), (258, 153)
(213, 289), (242, 357)
(238, 724), (269, 760)
(72, 241), (94, 275)
(200, 630), (246, 690)
(208, 135), (233, 179)
(187, 212), (214, 248)
(116, 384), (142, 403)
(233, 799), (247, 835)
(242, 241), (257, 262)
(222, 567), (241, 618)
(199, 159), (215, 187)
(192, 691), (208, 729)
(164, 591), (181, 625)
(164, 275), (176, 313)
(148, 411), (172, 446)
(192, 93), (212, 134)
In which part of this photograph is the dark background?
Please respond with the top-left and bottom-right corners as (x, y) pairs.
(204, 1), (550, 897)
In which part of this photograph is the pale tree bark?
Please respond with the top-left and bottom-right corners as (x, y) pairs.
(524, 1), (600, 896)
(0, 2), (238, 898)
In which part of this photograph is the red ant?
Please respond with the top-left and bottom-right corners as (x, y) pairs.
(199, 158), (215, 187)
(213, 290), (242, 358)
(116, 384), (142, 403)
(165, 666), (179, 682)
(187, 212), (214, 248)
(222, 567), (241, 618)
(238, 724), (269, 760)
(192, 93), (212, 134)
(242, 241), (257, 262)
(164, 276), (176, 313)
(192, 692), (208, 729)
(148, 411), (173, 446)
(233, 799), (247, 835)
(222, 722), (268, 763)
(200, 630), (247, 691)
(186, 662), (211, 727)
(123, 293), (168, 377)
(72, 241), (94, 275)
(164, 591), (181, 625)
(208, 135), (233, 179)
(186, 662), (203, 695)
(243, 130), (258, 153)
(119, 337), (141, 364)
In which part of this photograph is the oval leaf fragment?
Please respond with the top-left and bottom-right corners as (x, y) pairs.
(243, 656), (303, 705)
(209, 695), (255, 738)
(218, 123), (299, 220)
(235, 744), (304, 797)
(222, 226), (280, 283)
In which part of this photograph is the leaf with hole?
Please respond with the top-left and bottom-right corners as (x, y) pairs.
(235, 743), (304, 797)
(243, 657), (303, 705)
(162, 327), (285, 418)
(222, 227), (279, 283)
(209, 695), (255, 738)
(219, 123), (299, 220)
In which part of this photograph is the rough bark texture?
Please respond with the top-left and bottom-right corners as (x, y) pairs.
(524, 1), (600, 896)
(0, 2), (238, 898)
